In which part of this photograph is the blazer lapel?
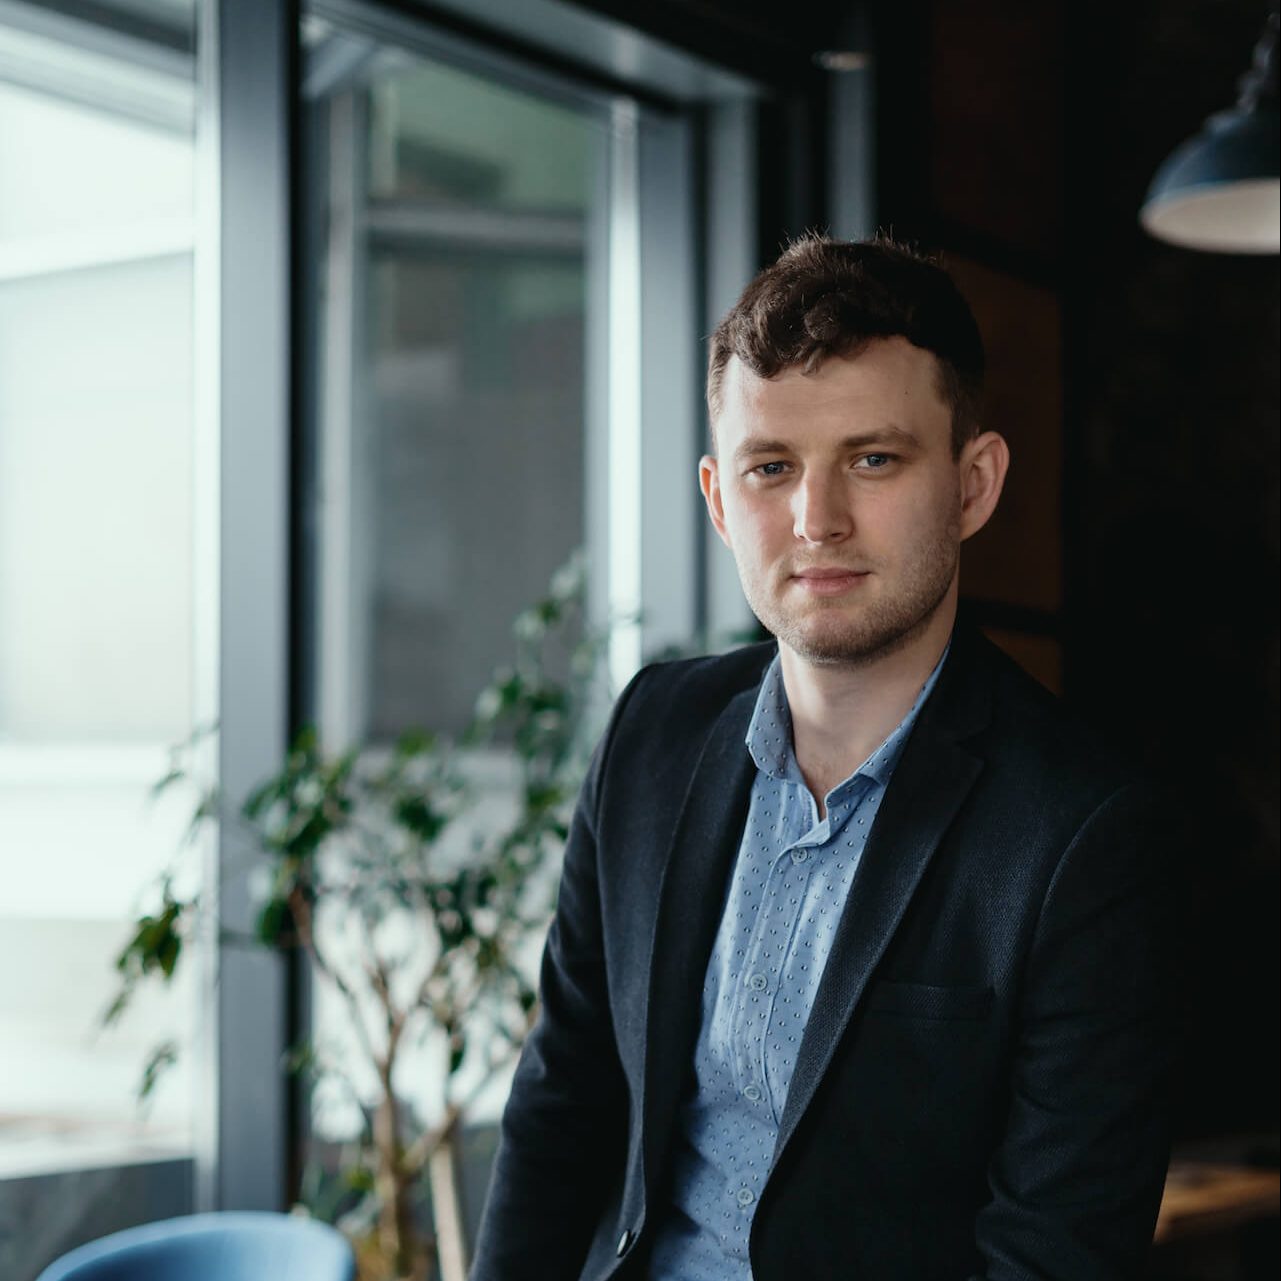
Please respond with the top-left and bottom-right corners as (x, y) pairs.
(641, 685), (758, 1194)
(773, 631), (993, 1163)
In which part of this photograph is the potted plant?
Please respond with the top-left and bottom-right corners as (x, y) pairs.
(106, 556), (604, 1281)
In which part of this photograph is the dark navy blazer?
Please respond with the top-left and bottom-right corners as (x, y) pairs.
(471, 623), (1173, 1281)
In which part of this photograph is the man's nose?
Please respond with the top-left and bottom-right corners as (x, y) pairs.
(792, 469), (853, 544)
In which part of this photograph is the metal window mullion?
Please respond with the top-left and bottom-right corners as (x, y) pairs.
(583, 115), (611, 672)
(317, 86), (371, 750)
(201, 0), (294, 1214)
(363, 200), (585, 255)
(606, 99), (642, 690)
(190, 0), (222, 1215)
(702, 100), (758, 646)
(637, 108), (699, 660)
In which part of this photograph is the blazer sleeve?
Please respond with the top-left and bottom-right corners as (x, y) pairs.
(469, 674), (644, 1281)
(971, 783), (1176, 1280)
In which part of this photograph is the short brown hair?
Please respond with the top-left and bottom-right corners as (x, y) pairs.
(707, 234), (985, 455)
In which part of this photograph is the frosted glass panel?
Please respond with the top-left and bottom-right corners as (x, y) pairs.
(0, 11), (200, 1208)
(0, 255), (193, 742)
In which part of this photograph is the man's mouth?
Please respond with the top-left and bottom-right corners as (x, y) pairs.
(790, 568), (871, 596)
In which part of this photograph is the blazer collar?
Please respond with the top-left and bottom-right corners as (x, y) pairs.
(641, 681), (759, 1194)
(771, 621), (995, 1163)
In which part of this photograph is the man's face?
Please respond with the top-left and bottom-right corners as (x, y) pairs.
(701, 337), (992, 667)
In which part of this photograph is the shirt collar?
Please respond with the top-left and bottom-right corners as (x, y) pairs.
(744, 640), (952, 795)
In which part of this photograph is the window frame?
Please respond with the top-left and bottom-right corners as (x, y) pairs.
(221, 0), (774, 1210)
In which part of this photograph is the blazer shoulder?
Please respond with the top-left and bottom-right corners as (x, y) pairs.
(625, 640), (776, 726)
(595, 641), (773, 791)
(968, 630), (1149, 810)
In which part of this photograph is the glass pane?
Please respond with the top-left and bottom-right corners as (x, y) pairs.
(309, 31), (602, 743)
(364, 250), (586, 737)
(0, 7), (201, 1262)
(368, 58), (593, 212)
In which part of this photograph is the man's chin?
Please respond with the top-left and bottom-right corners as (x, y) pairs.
(787, 635), (887, 667)
(771, 618), (886, 666)
(770, 605), (939, 668)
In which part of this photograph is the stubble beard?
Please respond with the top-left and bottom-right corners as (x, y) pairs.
(741, 525), (961, 669)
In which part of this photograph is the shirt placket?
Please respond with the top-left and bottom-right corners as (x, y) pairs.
(764, 780), (874, 1110)
(739, 782), (824, 1117)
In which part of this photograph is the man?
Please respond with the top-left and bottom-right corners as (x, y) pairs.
(471, 236), (1171, 1280)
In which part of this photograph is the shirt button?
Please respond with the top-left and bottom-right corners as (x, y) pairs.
(742, 1084), (762, 1102)
(736, 1187), (755, 1207)
(791, 849), (809, 865)
(747, 973), (768, 991)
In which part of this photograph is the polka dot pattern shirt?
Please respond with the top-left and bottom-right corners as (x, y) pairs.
(646, 649), (948, 1280)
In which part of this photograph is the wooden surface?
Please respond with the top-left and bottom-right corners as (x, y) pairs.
(1155, 1161), (1281, 1243)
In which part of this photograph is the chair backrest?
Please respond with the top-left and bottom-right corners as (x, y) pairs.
(35, 1211), (356, 1281)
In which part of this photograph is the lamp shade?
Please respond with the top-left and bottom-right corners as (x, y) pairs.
(1140, 107), (1280, 253)
(1140, 6), (1279, 254)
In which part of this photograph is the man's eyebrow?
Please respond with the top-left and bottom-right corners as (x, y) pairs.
(733, 425), (922, 462)
(733, 436), (792, 461)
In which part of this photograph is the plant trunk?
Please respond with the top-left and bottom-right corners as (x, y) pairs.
(428, 1132), (469, 1281)
(374, 1081), (424, 1279)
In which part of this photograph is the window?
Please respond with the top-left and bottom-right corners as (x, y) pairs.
(297, 0), (758, 1182)
(0, 0), (204, 1228)
(305, 20), (603, 743)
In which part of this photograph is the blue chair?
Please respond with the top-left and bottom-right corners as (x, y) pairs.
(35, 1211), (356, 1281)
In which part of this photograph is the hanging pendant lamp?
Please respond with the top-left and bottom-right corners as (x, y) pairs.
(1141, 6), (1279, 254)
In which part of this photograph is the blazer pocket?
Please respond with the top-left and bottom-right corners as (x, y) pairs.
(863, 979), (994, 1022)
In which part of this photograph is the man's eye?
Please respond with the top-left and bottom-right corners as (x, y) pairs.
(858, 453), (894, 470)
(753, 461), (789, 477)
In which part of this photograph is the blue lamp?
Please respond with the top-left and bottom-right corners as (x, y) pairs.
(1141, 7), (1279, 254)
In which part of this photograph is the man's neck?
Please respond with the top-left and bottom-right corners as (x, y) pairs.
(779, 597), (956, 814)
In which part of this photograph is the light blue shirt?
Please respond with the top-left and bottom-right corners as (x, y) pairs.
(647, 647), (948, 1280)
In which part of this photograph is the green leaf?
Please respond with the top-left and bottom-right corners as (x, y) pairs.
(394, 795), (445, 842)
(115, 897), (187, 987)
(283, 1040), (318, 1076)
(156, 929), (181, 978)
(139, 1040), (179, 1101)
(395, 728), (432, 758)
(149, 768), (185, 799)
(242, 777), (284, 821)
(255, 896), (289, 945)
(448, 1033), (466, 1075)
(102, 988), (131, 1028)
(523, 782), (562, 814)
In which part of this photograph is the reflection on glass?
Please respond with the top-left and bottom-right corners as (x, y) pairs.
(364, 252), (586, 736)
(368, 58), (592, 211)
(311, 29), (600, 742)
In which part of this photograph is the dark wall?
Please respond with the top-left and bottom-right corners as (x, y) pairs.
(877, 0), (1279, 1145)
(570, 0), (841, 261)
(1066, 0), (1279, 1142)
(565, 0), (841, 83)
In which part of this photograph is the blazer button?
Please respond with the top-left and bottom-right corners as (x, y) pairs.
(616, 1229), (633, 1256)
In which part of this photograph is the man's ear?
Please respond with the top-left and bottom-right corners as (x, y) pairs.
(699, 454), (732, 549)
(958, 431), (1010, 541)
